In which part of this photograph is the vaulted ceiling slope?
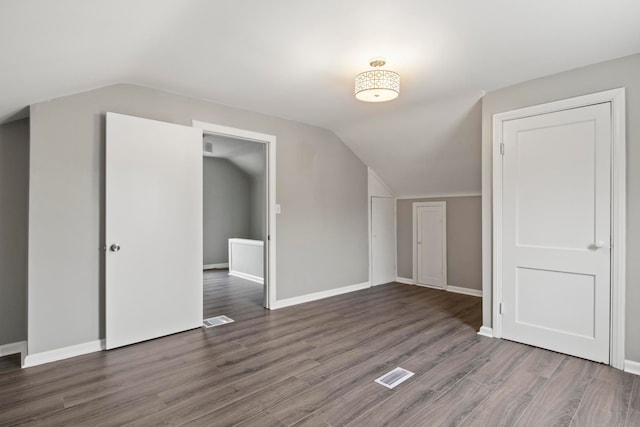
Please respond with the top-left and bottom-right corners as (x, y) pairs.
(1, 1), (639, 196)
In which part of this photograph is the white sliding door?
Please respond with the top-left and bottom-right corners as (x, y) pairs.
(106, 112), (203, 349)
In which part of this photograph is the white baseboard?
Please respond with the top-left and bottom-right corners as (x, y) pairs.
(0, 340), (27, 365)
(396, 278), (482, 298)
(271, 281), (371, 310)
(624, 360), (640, 376)
(23, 339), (105, 368)
(416, 283), (446, 291)
(203, 263), (229, 270)
(229, 270), (264, 285)
(477, 326), (494, 338)
(447, 285), (483, 297)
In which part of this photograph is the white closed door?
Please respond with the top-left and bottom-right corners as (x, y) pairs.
(106, 112), (203, 350)
(415, 203), (446, 288)
(501, 103), (611, 363)
(371, 197), (395, 286)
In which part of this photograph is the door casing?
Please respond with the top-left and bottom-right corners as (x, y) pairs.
(193, 120), (276, 309)
(491, 88), (626, 369)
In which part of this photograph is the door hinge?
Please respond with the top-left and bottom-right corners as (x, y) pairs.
(267, 235), (270, 241)
(500, 143), (505, 155)
(499, 302), (503, 315)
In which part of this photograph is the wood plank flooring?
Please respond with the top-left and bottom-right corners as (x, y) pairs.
(203, 269), (265, 321)
(0, 273), (637, 426)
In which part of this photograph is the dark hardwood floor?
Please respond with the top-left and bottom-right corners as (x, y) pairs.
(0, 276), (637, 426)
(203, 269), (265, 322)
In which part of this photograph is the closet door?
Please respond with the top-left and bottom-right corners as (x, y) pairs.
(105, 112), (203, 349)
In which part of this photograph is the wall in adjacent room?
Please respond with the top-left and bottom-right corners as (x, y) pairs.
(203, 157), (252, 265)
(396, 196), (482, 291)
(0, 118), (29, 346)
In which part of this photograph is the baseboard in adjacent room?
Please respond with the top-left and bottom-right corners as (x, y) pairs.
(0, 341), (27, 358)
(477, 326), (494, 338)
(625, 360), (640, 376)
(23, 339), (105, 368)
(395, 277), (415, 285)
(203, 263), (229, 270)
(270, 282), (371, 310)
(228, 270), (264, 285)
(447, 285), (483, 297)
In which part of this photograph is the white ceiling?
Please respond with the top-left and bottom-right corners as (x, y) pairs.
(204, 134), (264, 177)
(1, 0), (639, 195)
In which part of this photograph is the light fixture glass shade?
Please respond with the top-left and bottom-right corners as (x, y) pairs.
(354, 69), (400, 102)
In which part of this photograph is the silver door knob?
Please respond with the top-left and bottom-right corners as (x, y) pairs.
(110, 244), (121, 252)
(593, 240), (606, 249)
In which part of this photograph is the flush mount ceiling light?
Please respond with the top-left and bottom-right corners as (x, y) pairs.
(354, 57), (400, 102)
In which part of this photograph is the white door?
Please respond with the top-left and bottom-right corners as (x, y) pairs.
(371, 197), (395, 286)
(414, 202), (447, 288)
(501, 103), (611, 363)
(106, 113), (203, 350)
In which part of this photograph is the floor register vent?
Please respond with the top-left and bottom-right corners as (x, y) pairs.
(203, 315), (235, 328)
(375, 367), (415, 389)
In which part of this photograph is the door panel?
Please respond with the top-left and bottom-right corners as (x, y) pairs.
(371, 197), (395, 286)
(501, 102), (611, 363)
(106, 112), (203, 350)
(416, 204), (446, 288)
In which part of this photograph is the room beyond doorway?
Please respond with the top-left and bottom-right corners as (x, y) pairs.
(202, 133), (267, 316)
(194, 120), (277, 310)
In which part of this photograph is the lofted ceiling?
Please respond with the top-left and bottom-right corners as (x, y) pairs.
(1, 0), (639, 196)
(203, 134), (265, 177)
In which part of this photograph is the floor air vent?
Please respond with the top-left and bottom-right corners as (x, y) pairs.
(203, 315), (235, 328)
(375, 367), (415, 389)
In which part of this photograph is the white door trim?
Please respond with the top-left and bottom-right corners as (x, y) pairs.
(491, 88), (626, 369)
(192, 120), (277, 309)
(412, 201), (447, 289)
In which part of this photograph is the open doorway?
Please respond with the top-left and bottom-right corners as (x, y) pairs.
(202, 134), (265, 321)
(194, 120), (277, 325)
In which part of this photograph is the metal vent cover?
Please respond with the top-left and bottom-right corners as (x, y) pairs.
(203, 315), (234, 328)
(375, 367), (415, 389)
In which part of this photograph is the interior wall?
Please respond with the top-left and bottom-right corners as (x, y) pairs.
(28, 83), (368, 354)
(482, 52), (640, 361)
(396, 196), (482, 291)
(203, 157), (252, 265)
(0, 118), (29, 346)
(249, 168), (265, 240)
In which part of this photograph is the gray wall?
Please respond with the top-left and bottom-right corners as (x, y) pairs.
(0, 119), (29, 346)
(397, 196), (482, 291)
(203, 157), (253, 265)
(482, 53), (640, 361)
(250, 168), (265, 240)
(28, 84), (368, 354)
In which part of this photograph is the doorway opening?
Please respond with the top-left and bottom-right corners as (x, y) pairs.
(194, 121), (277, 319)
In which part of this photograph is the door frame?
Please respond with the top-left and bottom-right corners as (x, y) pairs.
(412, 201), (447, 289)
(193, 120), (276, 309)
(492, 88), (626, 369)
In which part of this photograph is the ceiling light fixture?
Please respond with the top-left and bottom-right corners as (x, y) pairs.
(354, 57), (400, 102)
